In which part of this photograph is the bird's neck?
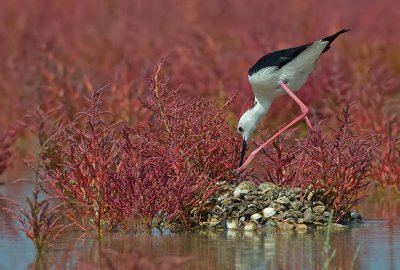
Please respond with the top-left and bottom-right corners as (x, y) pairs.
(251, 98), (271, 121)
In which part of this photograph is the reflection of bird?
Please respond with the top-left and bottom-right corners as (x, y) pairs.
(238, 29), (349, 169)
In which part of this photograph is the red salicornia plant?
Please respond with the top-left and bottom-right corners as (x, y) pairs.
(301, 106), (378, 219)
(1, 188), (74, 253)
(372, 120), (400, 189)
(40, 86), (124, 234)
(109, 59), (242, 229)
(0, 127), (17, 177)
(258, 105), (378, 220)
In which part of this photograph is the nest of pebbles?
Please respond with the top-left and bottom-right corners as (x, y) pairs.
(198, 181), (362, 231)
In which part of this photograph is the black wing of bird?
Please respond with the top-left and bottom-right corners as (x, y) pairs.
(248, 29), (350, 76)
(248, 44), (310, 76)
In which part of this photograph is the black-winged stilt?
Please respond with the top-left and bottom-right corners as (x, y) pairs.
(238, 29), (349, 170)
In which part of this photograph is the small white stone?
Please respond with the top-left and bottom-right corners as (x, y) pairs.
(262, 207), (276, 218)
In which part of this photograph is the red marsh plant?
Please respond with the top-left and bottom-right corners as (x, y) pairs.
(302, 106), (378, 220)
(372, 120), (400, 189)
(109, 59), (243, 229)
(1, 187), (74, 254)
(40, 86), (125, 234)
(0, 127), (17, 177)
(257, 105), (378, 221)
(316, 56), (400, 187)
(254, 130), (299, 186)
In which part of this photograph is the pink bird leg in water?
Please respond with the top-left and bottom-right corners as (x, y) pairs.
(237, 82), (312, 172)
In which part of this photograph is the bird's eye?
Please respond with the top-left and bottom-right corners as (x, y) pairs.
(238, 127), (243, 132)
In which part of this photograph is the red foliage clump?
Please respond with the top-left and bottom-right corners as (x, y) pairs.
(0, 127), (17, 177)
(40, 87), (125, 233)
(39, 60), (242, 232)
(108, 59), (242, 228)
(372, 121), (400, 188)
(1, 188), (74, 253)
(302, 107), (377, 219)
(257, 106), (378, 220)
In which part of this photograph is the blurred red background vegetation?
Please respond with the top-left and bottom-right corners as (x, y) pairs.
(0, 0), (399, 237)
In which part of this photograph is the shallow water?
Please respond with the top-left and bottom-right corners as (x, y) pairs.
(1, 182), (400, 270)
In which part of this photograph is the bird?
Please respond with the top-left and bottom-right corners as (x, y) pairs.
(238, 29), (350, 170)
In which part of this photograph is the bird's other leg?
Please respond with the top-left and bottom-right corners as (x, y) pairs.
(279, 82), (313, 182)
(279, 82), (313, 129)
(237, 82), (311, 172)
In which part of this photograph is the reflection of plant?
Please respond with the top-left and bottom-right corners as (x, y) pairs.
(321, 212), (336, 270)
(1, 189), (73, 254)
(78, 247), (192, 270)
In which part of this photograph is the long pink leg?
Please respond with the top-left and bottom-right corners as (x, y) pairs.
(238, 82), (312, 172)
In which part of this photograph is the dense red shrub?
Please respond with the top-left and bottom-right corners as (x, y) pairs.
(302, 108), (377, 219)
(40, 87), (125, 233)
(108, 59), (242, 228)
(256, 106), (378, 220)
(37, 60), (242, 231)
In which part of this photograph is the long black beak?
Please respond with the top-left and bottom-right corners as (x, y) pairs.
(239, 139), (247, 167)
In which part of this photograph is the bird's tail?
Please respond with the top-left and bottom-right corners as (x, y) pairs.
(321, 29), (350, 53)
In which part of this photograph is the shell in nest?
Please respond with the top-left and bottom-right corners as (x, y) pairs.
(237, 181), (257, 190)
(233, 188), (248, 198)
(262, 207), (276, 218)
(250, 213), (262, 221)
(244, 221), (257, 231)
(226, 218), (239, 229)
(234, 181), (256, 198)
(258, 182), (277, 192)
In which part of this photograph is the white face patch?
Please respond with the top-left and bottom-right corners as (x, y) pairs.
(238, 100), (271, 141)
